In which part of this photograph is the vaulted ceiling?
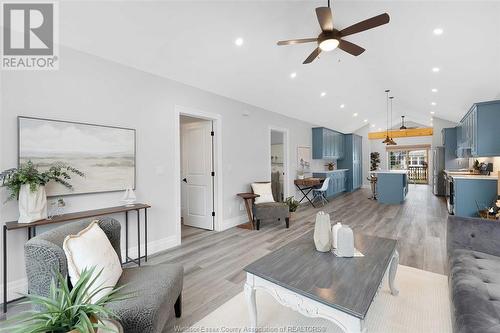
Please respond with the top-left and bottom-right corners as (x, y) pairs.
(59, 1), (500, 133)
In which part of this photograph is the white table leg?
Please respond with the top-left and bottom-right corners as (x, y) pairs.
(388, 250), (399, 296)
(245, 281), (257, 328)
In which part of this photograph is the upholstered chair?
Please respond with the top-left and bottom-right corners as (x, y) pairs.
(251, 181), (290, 230)
(24, 217), (183, 333)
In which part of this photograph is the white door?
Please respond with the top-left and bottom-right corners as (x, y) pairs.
(181, 120), (214, 230)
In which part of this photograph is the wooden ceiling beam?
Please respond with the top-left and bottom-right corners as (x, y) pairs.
(368, 127), (433, 140)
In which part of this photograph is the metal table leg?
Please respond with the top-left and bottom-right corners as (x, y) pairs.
(144, 208), (148, 262)
(3, 225), (7, 313)
(295, 185), (316, 208)
(125, 211), (129, 264)
(136, 209), (141, 267)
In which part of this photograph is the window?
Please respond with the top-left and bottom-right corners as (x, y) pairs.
(388, 148), (429, 184)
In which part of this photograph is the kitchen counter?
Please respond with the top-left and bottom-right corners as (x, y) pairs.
(371, 170), (408, 174)
(450, 175), (498, 180)
(311, 169), (348, 173)
(376, 171), (409, 204)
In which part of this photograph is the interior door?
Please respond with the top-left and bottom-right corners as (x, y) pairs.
(181, 121), (214, 230)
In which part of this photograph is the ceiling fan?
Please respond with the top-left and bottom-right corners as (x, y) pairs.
(277, 1), (390, 64)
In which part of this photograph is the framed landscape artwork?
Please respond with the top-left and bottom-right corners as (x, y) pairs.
(18, 116), (136, 196)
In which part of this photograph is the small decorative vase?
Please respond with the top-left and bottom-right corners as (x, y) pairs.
(313, 211), (332, 252)
(18, 184), (47, 223)
(331, 222), (342, 249)
(336, 226), (354, 257)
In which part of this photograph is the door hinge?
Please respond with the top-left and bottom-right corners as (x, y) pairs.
(212, 211), (215, 217)
(211, 171), (215, 177)
(210, 131), (214, 136)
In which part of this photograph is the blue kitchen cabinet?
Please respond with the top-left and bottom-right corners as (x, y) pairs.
(312, 127), (345, 160)
(453, 178), (498, 217)
(456, 100), (500, 157)
(338, 134), (362, 192)
(442, 127), (465, 169)
(312, 170), (347, 198)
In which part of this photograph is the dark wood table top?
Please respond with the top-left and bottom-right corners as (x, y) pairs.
(244, 231), (397, 319)
(5, 203), (150, 230)
(294, 178), (325, 187)
(237, 193), (260, 200)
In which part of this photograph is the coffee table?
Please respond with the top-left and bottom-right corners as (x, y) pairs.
(244, 232), (398, 333)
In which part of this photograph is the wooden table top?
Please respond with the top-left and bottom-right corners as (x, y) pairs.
(237, 193), (260, 200)
(294, 177), (324, 186)
(244, 231), (397, 319)
(5, 203), (151, 230)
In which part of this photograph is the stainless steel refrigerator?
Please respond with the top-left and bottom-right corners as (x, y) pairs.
(433, 147), (446, 196)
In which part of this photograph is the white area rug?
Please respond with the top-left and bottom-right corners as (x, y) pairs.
(192, 265), (451, 333)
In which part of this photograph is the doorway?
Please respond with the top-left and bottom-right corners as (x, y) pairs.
(388, 148), (429, 184)
(180, 115), (214, 231)
(269, 128), (289, 202)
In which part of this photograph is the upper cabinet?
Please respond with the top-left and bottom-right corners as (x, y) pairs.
(312, 127), (344, 160)
(457, 100), (500, 157)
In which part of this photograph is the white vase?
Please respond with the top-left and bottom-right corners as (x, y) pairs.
(336, 226), (354, 257)
(331, 222), (342, 249)
(313, 211), (332, 252)
(18, 184), (48, 223)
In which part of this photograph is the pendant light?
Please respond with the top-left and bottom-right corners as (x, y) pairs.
(388, 96), (397, 145)
(400, 115), (407, 130)
(382, 89), (391, 144)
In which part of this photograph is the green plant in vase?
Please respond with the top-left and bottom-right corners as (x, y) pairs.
(370, 152), (381, 171)
(1, 161), (84, 223)
(285, 196), (300, 220)
(1, 266), (130, 333)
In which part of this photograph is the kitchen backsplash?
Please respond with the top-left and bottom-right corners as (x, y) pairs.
(310, 158), (337, 171)
(472, 157), (500, 172)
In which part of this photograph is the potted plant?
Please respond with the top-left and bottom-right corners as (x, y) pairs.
(1, 161), (84, 223)
(2, 267), (129, 333)
(285, 196), (300, 220)
(370, 152), (381, 171)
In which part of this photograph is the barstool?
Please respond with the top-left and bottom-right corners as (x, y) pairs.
(367, 174), (378, 200)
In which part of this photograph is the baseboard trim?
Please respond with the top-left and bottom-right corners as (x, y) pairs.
(126, 235), (179, 259)
(0, 278), (27, 304)
(219, 215), (247, 231)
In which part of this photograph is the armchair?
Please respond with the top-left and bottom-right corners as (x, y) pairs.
(251, 182), (290, 230)
(24, 217), (183, 333)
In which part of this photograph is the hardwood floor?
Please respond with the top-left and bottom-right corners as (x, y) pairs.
(154, 184), (448, 329)
(1, 185), (448, 330)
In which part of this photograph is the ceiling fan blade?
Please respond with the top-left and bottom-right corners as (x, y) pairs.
(339, 13), (390, 37)
(338, 39), (365, 56)
(277, 38), (318, 46)
(303, 47), (321, 64)
(315, 7), (333, 31)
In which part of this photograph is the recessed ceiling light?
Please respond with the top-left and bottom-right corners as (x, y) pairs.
(378, 128), (382, 131)
(431, 88), (438, 93)
(431, 102), (437, 106)
(433, 28), (444, 35)
(353, 113), (358, 117)
(290, 72), (297, 79)
(371, 124), (376, 128)
(340, 104), (345, 108)
(430, 118), (434, 121)
(432, 67), (440, 73)
(363, 119), (368, 122)
(234, 37), (244, 46)
(320, 92), (326, 97)
(430, 111), (435, 115)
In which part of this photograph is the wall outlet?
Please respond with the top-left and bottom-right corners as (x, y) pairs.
(239, 203), (245, 211)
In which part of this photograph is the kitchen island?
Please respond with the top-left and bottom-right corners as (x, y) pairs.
(372, 170), (409, 204)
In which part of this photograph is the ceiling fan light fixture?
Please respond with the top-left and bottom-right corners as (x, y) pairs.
(319, 38), (339, 52)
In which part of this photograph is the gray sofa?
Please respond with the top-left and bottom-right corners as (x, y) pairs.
(447, 215), (500, 333)
(24, 217), (183, 333)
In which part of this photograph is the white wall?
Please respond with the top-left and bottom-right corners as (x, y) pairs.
(0, 46), (314, 299)
(431, 116), (458, 147)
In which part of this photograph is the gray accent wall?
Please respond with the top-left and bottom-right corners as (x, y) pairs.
(0, 46), (315, 293)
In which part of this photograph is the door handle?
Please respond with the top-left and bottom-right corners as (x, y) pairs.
(182, 178), (187, 183)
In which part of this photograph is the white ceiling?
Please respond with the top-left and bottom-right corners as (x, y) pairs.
(59, 1), (500, 133)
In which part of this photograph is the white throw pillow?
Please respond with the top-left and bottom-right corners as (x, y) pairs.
(63, 221), (122, 303)
(251, 182), (275, 204)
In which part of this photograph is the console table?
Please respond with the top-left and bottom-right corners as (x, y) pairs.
(2, 203), (150, 313)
